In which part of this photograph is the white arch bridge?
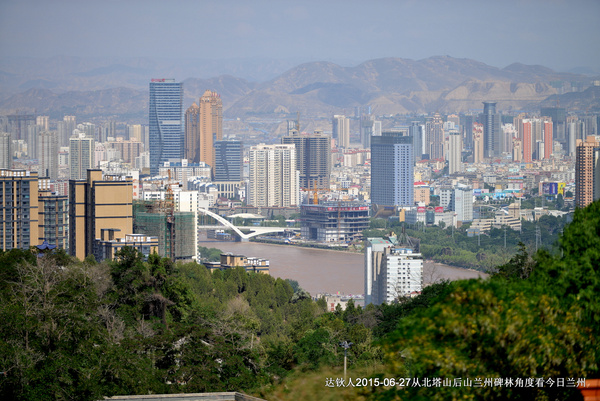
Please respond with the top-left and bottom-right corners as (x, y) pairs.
(197, 208), (299, 241)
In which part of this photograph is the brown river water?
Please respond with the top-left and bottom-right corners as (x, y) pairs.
(200, 235), (487, 296)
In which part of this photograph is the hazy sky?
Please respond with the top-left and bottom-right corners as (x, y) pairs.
(1, 0), (599, 71)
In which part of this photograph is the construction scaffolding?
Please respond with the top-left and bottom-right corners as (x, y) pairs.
(133, 201), (196, 261)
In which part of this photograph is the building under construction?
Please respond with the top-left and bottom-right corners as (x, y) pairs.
(300, 201), (370, 243)
(133, 201), (196, 261)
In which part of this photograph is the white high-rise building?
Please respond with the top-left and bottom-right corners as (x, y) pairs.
(69, 132), (95, 180)
(0, 132), (12, 169)
(365, 238), (423, 305)
(448, 131), (462, 174)
(248, 144), (299, 207)
(332, 115), (350, 149)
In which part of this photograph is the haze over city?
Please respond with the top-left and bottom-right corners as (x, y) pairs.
(1, 0), (599, 75)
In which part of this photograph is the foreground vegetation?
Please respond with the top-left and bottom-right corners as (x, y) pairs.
(1, 202), (598, 400)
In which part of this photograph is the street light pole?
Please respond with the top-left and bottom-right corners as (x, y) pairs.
(339, 341), (353, 382)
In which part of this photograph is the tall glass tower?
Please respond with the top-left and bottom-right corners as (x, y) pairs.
(371, 132), (414, 207)
(149, 79), (183, 175)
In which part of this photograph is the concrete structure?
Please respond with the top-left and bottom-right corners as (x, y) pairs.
(185, 90), (223, 168)
(575, 136), (600, 208)
(0, 132), (11, 169)
(332, 115), (350, 149)
(472, 122), (484, 163)
(204, 253), (269, 274)
(248, 144), (299, 207)
(448, 131), (462, 174)
(0, 170), (39, 251)
(38, 189), (68, 250)
(371, 132), (414, 207)
(427, 113), (444, 160)
(69, 169), (133, 261)
(69, 132), (94, 180)
(282, 130), (331, 190)
(300, 201), (370, 242)
(94, 231), (158, 262)
(38, 131), (59, 180)
(149, 79), (183, 175)
(107, 138), (144, 164)
(440, 187), (473, 223)
(364, 238), (423, 305)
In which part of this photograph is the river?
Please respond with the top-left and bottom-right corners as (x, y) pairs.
(200, 235), (488, 296)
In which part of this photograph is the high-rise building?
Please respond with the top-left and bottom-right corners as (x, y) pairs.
(448, 131), (462, 174)
(409, 122), (424, 162)
(27, 124), (41, 159)
(441, 186), (473, 223)
(61, 115), (77, 148)
(248, 144), (299, 207)
(427, 113), (444, 160)
(282, 130), (331, 190)
(36, 116), (49, 131)
(575, 136), (600, 208)
(213, 140), (243, 182)
(149, 79), (183, 175)
(541, 107), (566, 144)
(69, 169), (133, 260)
(38, 189), (68, 250)
(185, 90), (223, 168)
(522, 120), (533, 163)
(38, 131), (59, 180)
(0, 132), (11, 169)
(0, 169), (39, 251)
(472, 122), (484, 164)
(543, 119), (553, 160)
(361, 115), (374, 149)
(364, 238), (423, 305)
(481, 102), (501, 158)
(371, 132), (414, 207)
(69, 132), (95, 180)
(332, 115), (350, 149)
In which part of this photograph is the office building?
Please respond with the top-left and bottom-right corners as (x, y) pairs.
(481, 102), (501, 158)
(282, 131), (331, 190)
(371, 132), (414, 207)
(332, 115), (350, 149)
(149, 79), (184, 175)
(575, 136), (600, 208)
(69, 132), (95, 180)
(69, 169), (133, 261)
(364, 238), (423, 305)
(0, 132), (11, 169)
(248, 144), (299, 207)
(409, 122), (424, 162)
(448, 131), (462, 174)
(0, 170), (39, 251)
(427, 113), (444, 160)
(185, 90), (223, 168)
(214, 140), (243, 182)
(38, 131), (59, 180)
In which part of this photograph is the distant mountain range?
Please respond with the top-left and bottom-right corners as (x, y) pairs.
(0, 56), (598, 120)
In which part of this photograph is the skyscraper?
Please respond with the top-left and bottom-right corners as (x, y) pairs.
(185, 90), (223, 168)
(248, 144), (298, 207)
(481, 102), (501, 158)
(448, 131), (462, 174)
(149, 79), (183, 175)
(575, 136), (600, 208)
(213, 140), (243, 182)
(0, 169), (39, 251)
(69, 132), (94, 180)
(39, 131), (59, 180)
(371, 131), (414, 207)
(522, 119), (533, 163)
(282, 130), (331, 190)
(332, 115), (350, 149)
(0, 132), (11, 169)
(427, 113), (444, 160)
(409, 122), (424, 162)
(543, 119), (553, 160)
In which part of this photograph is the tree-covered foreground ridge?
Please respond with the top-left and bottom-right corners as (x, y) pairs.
(1, 202), (599, 401)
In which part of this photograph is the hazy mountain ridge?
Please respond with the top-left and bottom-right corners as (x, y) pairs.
(0, 56), (596, 119)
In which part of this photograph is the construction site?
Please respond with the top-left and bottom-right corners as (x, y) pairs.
(133, 182), (197, 261)
(300, 201), (370, 243)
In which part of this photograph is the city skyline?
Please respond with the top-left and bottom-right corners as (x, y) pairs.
(0, 0), (599, 74)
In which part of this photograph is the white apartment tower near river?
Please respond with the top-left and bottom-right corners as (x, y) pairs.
(248, 144), (299, 207)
